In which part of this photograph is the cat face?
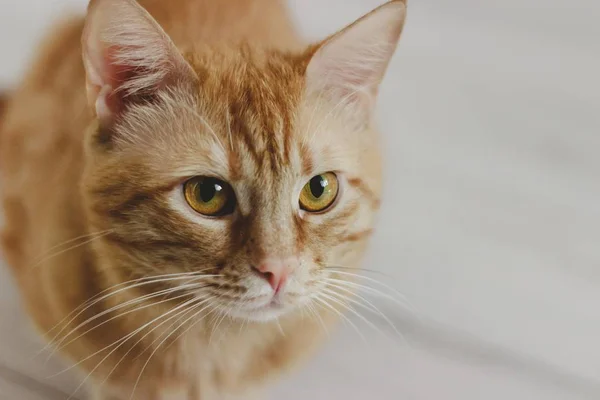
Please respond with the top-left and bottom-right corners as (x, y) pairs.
(81, 0), (405, 322)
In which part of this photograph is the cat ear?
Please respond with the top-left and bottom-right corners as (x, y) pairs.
(305, 0), (406, 115)
(82, 0), (197, 125)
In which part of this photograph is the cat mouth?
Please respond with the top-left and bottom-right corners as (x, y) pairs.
(225, 294), (298, 322)
(246, 294), (286, 312)
(258, 297), (286, 310)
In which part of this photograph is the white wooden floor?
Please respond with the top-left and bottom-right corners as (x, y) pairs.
(1, 0), (600, 399)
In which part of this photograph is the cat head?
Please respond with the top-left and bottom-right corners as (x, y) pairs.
(81, 0), (406, 322)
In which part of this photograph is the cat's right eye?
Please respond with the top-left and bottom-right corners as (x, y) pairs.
(183, 177), (236, 217)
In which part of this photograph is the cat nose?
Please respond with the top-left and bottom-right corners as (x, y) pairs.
(252, 258), (296, 293)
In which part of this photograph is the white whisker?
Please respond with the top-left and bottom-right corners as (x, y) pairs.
(42, 269), (210, 339)
(318, 291), (383, 340)
(322, 286), (406, 346)
(52, 296), (199, 379)
(326, 268), (410, 302)
(326, 277), (415, 316)
(33, 230), (114, 268)
(48, 283), (210, 360)
(324, 280), (404, 340)
(324, 269), (416, 312)
(62, 297), (200, 400)
(128, 298), (217, 399)
(275, 318), (285, 336)
(209, 307), (229, 346)
(96, 297), (207, 394)
(162, 301), (220, 354)
(305, 301), (329, 337)
(39, 270), (217, 356)
(313, 296), (366, 344)
(237, 314), (249, 336)
(33, 230), (113, 263)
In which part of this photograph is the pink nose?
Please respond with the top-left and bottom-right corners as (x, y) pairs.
(253, 258), (296, 293)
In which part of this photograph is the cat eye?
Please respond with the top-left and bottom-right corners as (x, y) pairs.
(183, 177), (236, 216)
(299, 172), (339, 212)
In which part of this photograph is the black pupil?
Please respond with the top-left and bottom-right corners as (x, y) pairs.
(199, 178), (221, 202)
(310, 175), (327, 198)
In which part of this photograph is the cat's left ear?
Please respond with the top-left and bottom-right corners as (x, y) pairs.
(82, 0), (197, 126)
(305, 0), (407, 116)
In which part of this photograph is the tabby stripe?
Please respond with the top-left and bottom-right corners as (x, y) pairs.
(340, 229), (373, 243)
(300, 145), (313, 176)
(105, 232), (196, 251)
(348, 177), (381, 209)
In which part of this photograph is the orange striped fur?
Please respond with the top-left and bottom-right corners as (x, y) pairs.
(0, 0), (406, 398)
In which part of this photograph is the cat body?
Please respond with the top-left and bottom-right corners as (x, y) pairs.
(0, 0), (406, 399)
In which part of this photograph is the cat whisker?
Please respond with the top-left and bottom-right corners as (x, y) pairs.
(324, 280), (403, 336)
(62, 297), (201, 400)
(209, 305), (231, 346)
(51, 296), (201, 378)
(325, 266), (408, 298)
(162, 301), (221, 354)
(317, 291), (385, 341)
(33, 230), (114, 269)
(93, 297), (209, 397)
(45, 269), (211, 332)
(325, 267), (416, 310)
(33, 229), (114, 264)
(128, 298), (219, 400)
(322, 285), (407, 345)
(51, 275), (217, 347)
(312, 295), (367, 344)
(47, 284), (208, 360)
(275, 318), (285, 337)
(187, 291), (237, 346)
(323, 265), (396, 279)
(237, 311), (249, 336)
(325, 276), (417, 318)
(133, 297), (213, 362)
(304, 300), (329, 337)
(39, 270), (217, 355)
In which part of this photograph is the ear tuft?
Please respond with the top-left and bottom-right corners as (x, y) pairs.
(305, 0), (407, 114)
(82, 0), (196, 125)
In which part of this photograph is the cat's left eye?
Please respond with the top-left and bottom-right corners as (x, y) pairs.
(183, 176), (236, 217)
(299, 172), (339, 213)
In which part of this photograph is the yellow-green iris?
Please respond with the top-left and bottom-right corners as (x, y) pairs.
(183, 177), (235, 216)
(299, 172), (339, 212)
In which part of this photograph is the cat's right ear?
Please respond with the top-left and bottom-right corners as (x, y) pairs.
(304, 0), (406, 119)
(82, 0), (197, 126)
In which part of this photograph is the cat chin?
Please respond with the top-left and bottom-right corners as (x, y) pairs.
(224, 302), (297, 323)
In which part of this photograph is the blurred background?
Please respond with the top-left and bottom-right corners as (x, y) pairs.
(1, 0), (600, 399)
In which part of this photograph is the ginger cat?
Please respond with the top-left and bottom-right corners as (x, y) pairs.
(0, 0), (407, 398)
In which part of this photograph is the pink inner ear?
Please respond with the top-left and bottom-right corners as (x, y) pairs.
(99, 45), (164, 121)
(105, 46), (138, 88)
(305, 2), (406, 111)
(327, 61), (379, 95)
(82, 0), (198, 125)
(104, 44), (164, 95)
(100, 47), (131, 117)
(312, 60), (378, 112)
